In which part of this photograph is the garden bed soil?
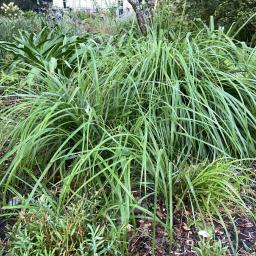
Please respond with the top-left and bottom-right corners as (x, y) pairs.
(128, 208), (256, 256)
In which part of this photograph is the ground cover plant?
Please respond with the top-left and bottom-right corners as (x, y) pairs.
(0, 4), (256, 256)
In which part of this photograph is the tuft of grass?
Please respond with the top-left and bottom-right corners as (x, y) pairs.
(173, 160), (255, 252)
(174, 161), (255, 215)
(1, 26), (256, 162)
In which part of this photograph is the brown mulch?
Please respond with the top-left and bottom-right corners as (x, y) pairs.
(0, 220), (8, 241)
(128, 218), (170, 256)
(0, 143), (8, 158)
(128, 208), (256, 256)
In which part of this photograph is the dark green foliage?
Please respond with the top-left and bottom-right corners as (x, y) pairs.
(172, 0), (256, 43)
(215, 0), (256, 43)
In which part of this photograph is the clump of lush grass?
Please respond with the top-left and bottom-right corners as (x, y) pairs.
(174, 160), (255, 251)
(2, 26), (256, 164)
(174, 161), (254, 213)
(0, 24), (256, 254)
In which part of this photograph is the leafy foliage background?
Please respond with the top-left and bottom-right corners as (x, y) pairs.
(172, 0), (256, 43)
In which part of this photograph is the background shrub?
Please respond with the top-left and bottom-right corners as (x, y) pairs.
(171, 0), (256, 44)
